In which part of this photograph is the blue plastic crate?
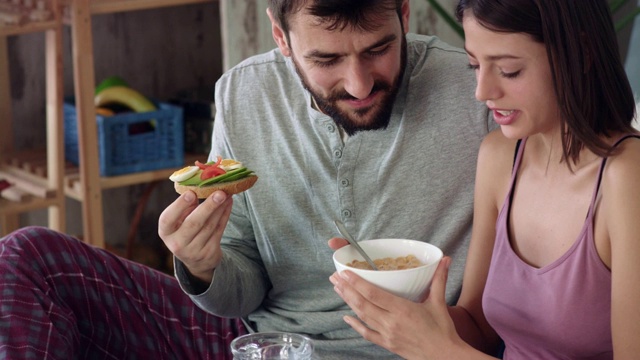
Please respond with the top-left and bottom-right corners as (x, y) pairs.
(64, 101), (184, 177)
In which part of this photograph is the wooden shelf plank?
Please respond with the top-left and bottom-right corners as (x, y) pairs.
(88, 0), (215, 15)
(63, 153), (204, 197)
(99, 153), (204, 189)
(0, 20), (58, 36)
(1, 187), (32, 202)
(0, 170), (53, 198)
(0, 196), (63, 214)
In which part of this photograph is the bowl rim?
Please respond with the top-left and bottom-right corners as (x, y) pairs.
(333, 238), (443, 273)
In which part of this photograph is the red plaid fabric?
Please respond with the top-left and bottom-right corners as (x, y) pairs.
(0, 226), (247, 359)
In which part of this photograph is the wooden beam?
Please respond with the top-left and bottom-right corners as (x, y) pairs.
(69, 0), (105, 248)
(0, 35), (13, 164)
(45, 0), (66, 233)
(0, 213), (19, 236)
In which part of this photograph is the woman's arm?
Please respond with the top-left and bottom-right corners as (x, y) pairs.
(452, 129), (514, 353)
(600, 138), (640, 358)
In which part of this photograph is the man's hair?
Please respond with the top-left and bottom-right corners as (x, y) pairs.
(267, 0), (404, 35)
(456, 0), (636, 165)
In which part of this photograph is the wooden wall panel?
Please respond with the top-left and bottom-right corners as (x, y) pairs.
(220, 0), (271, 71)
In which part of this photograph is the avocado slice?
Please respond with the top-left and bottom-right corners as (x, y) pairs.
(199, 168), (250, 186)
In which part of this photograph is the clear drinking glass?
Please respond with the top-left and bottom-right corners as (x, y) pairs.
(230, 332), (315, 360)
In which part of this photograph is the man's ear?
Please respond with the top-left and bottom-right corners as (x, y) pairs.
(401, 0), (410, 34)
(267, 8), (292, 57)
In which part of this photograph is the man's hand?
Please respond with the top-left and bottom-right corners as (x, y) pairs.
(328, 237), (349, 250)
(158, 190), (233, 284)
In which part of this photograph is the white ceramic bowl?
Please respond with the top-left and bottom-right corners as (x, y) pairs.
(333, 239), (443, 302)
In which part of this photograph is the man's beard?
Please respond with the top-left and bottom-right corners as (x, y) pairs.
(293, 37), (407, 136)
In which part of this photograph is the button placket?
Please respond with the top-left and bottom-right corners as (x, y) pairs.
(335, 134), (362, 226)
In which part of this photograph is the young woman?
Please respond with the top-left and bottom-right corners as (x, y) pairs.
(329, 0), (640, 358)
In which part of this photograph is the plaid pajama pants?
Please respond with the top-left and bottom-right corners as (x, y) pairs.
(0, 226), (247, 359)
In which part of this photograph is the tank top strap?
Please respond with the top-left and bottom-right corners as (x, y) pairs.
(505, 138), (528, 197)
(586, 133), (640, 219)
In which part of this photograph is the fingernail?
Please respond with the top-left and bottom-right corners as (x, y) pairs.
(212, 191), (227, 204)
(183, 191), (195, 202)
(339, 270), (351, 281)
(329, 273), (338, 285)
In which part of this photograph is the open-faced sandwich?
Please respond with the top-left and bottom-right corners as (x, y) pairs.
(169, 156), (258, 198)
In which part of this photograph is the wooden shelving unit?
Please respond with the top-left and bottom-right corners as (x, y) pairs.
(63, 0), (217, 248)
(1, 0), (216, 248)
(1, 0), (66, 235)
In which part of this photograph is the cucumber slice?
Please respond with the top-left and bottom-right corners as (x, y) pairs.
(213, 170), (253, 183)
(199, 168), (249, 186)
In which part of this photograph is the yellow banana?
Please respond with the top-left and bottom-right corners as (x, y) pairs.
(94, 86), (157, 113)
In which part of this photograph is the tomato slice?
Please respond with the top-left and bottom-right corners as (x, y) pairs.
(196, 156), (226, 180)
(201, 166), (226, 180)
(212, 156), (222, 168)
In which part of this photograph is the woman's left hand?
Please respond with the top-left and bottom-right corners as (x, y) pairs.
(329, 256), (462, 360)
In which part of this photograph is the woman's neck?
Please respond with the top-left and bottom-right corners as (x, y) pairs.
(527, 132), (599, 176)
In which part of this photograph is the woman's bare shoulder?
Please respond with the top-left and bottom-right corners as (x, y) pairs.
(600, 135), (640, 233)
(475, 129), (519, 206)
(603, 135), (640, 186)
(477, 129), (519, 168)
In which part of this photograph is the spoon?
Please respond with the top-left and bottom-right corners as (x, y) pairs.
(334, 220), (379, 271)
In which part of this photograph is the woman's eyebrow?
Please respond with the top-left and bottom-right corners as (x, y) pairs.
(465, 46), (522, 61)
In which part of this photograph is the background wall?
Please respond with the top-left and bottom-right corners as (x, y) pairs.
(625, 0), (640, 100)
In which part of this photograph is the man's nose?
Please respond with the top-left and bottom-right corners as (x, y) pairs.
(343, 59), (374, 100)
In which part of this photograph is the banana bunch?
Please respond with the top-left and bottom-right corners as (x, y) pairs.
(94, 76), (157, 115)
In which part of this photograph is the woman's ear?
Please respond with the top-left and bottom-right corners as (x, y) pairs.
(267, 8), (292, 57)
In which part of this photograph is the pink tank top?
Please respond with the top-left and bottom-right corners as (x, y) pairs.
(481, 135), (636, 359)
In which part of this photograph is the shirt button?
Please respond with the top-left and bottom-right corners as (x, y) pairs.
(342, 209), (352, 218)
(340, 179), (350, 187)
(333, 149), (342, 158)
(327, 124), (336, 133)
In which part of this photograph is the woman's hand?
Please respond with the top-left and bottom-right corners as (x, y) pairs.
(330, 256), (468, 360)
(158, 190), (233, 283)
